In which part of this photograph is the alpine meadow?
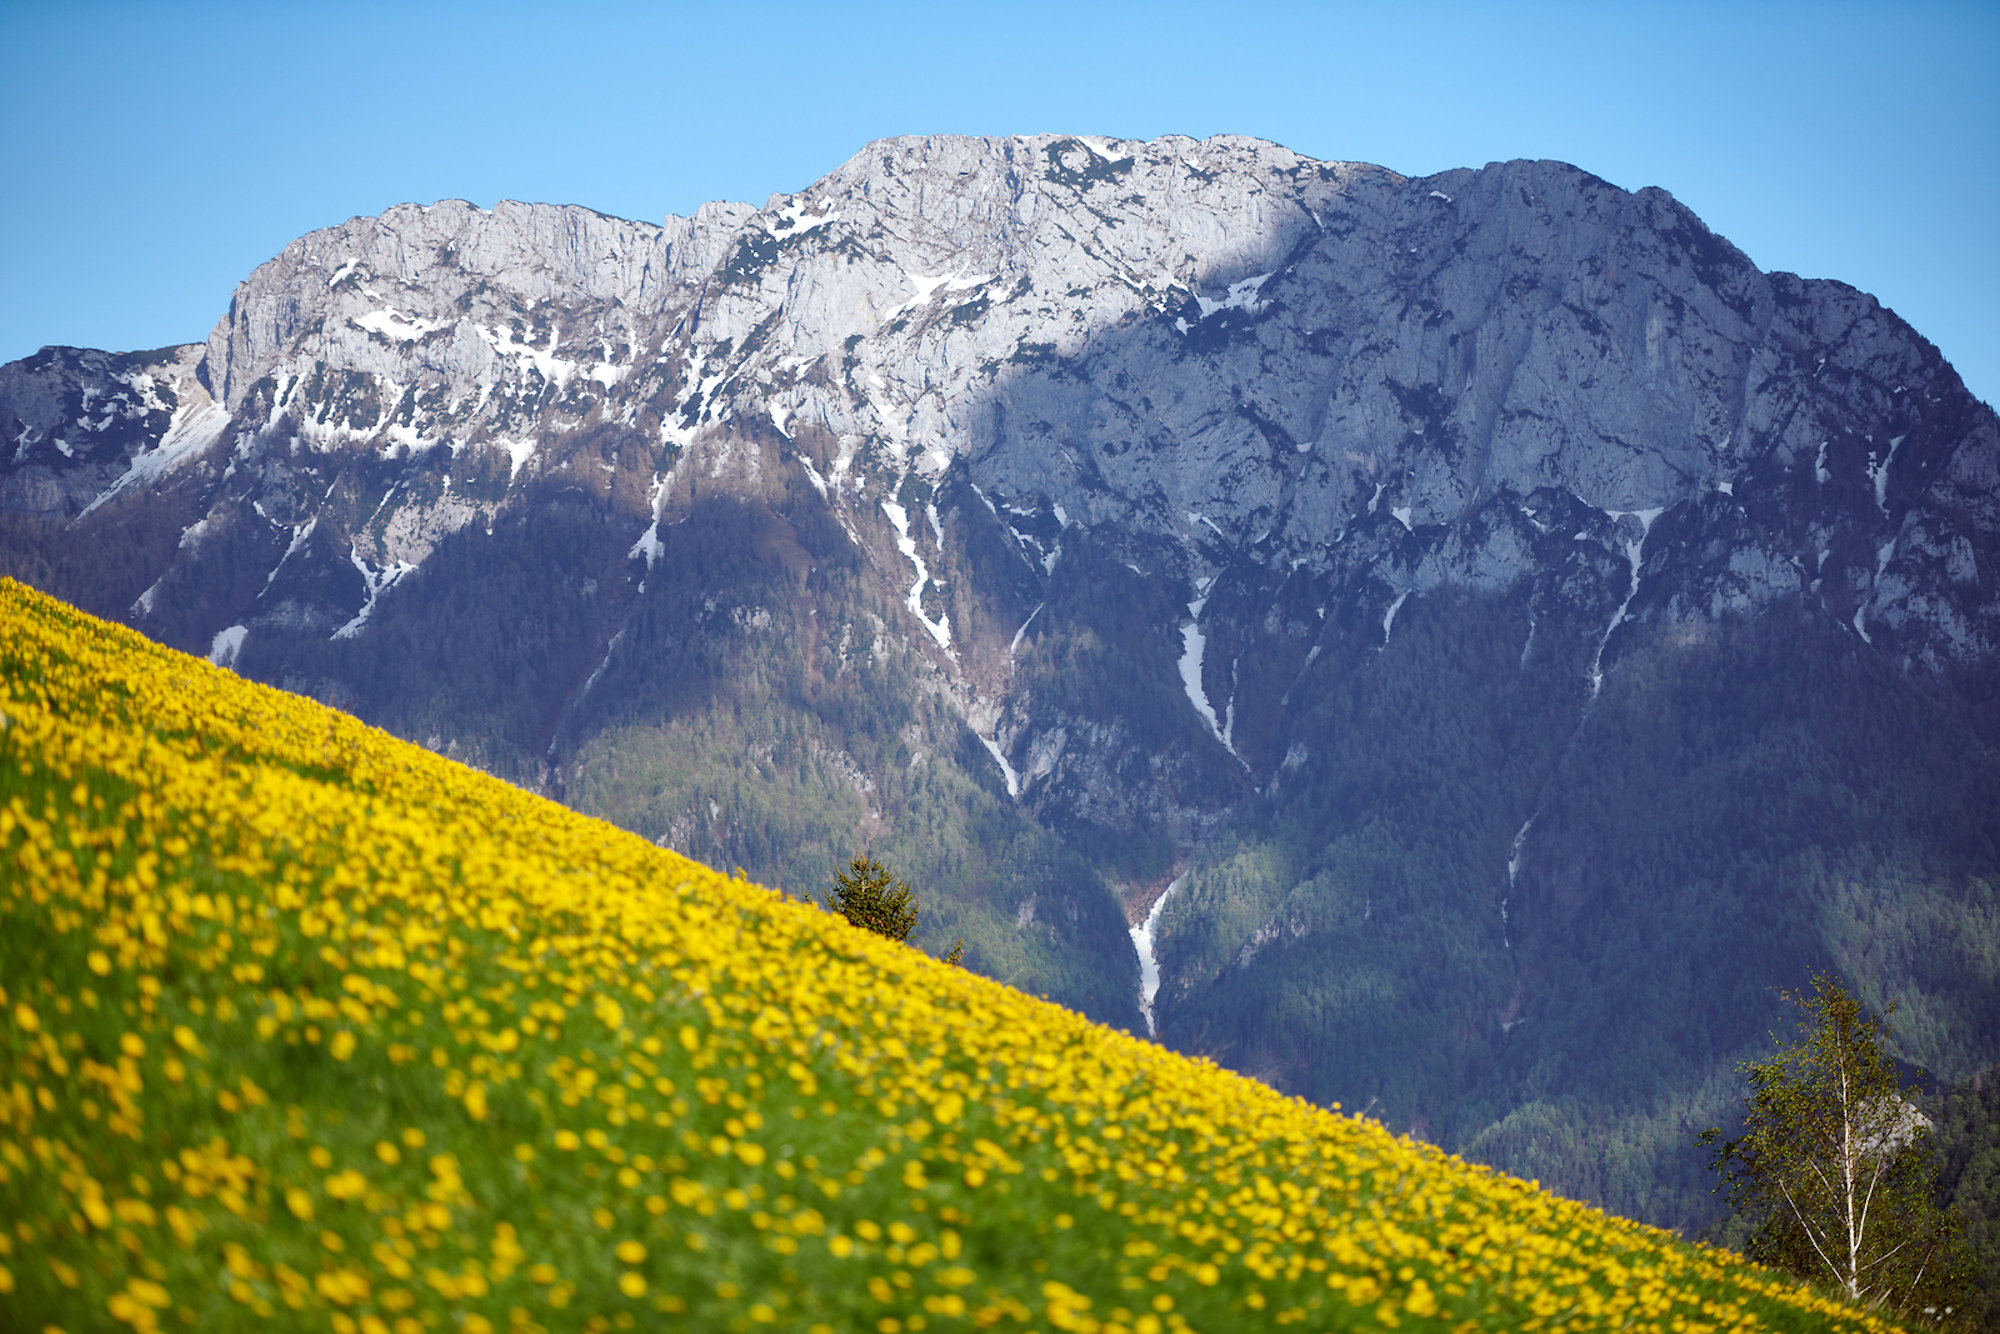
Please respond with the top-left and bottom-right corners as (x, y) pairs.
(0, 578), (1918, 1330)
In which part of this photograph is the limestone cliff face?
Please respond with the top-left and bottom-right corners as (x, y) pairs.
(0, 344), (212, 519)
(5, 134), (1997, 1225)
(17, 135), (1989, 664)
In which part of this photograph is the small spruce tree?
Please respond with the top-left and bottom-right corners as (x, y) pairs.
(824, 855), (964, 964)
(825, 855), (919, 943)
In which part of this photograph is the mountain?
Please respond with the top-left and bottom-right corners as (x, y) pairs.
(5, 133), (1997, 1231)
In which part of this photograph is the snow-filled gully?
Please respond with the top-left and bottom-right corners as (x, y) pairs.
(1498, 508), (1666, 1012)
(973, 603), (1046, 800)
(881, 499), (953, 655)
(1178, 580), (1245, 762)
(1587, 507), (1664, 699)
(1130, 873), (1187, 1036)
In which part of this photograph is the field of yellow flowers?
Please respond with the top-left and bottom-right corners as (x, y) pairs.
(0, 577), (1904, 1333)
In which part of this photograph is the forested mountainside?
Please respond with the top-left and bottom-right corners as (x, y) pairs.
(4, 132), (1997, 1231)
(1937, 1063), (2000, 1327)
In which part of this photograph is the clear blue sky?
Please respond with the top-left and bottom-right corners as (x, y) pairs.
(4, 0), (1995, 407)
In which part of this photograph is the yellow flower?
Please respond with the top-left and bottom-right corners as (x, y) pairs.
(325, 1171), (368, 1201)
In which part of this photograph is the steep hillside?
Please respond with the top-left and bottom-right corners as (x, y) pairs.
(4, 133), (1997, 1229)
(0, 578), (1915, 1331)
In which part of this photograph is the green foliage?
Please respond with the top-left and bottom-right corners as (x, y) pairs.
(1935, 1063), (2000, 1328)
(826, 854), (919, 943)
(1701, 976), (1976, 1325)
(1146, 589), (2000, 1234)
(1154, 586), (1580, 1146)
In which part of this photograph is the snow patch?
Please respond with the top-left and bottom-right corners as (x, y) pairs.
(576, 627), (627, 705)
(351, 309), (445, 342)
(80, 398), (231, 518)
(976, 733), (1020, 799)
(629, 467), (677, 567)
(1507, 818), (1533, 892)
(1221, 657), (1241, 751)
(332, 546), (416, 640)
(1499, 816), (1537, 950)
(884, 269), (991, 321)
(265, 518), (318, 587)
(882, 500), (952, 654)
(131, 574), (165, 617)
(208, 625), (248, 670)
(767, 200), (841, 236)
(477, 323), (573, 390)
(1131, 873), (1188, 1036)
(1178, 583), (1235, 755)
(1869, 435), (1905, 512)
(496, 437), (537, 482)
(1194, 271), (1273, 318)
(1009, 603), (1044, 664)
(1381, 589), (1412, 643)
(1587, 507), (1666, 697)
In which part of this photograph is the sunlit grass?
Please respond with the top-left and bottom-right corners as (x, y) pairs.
(0, 578), (1902, 1331)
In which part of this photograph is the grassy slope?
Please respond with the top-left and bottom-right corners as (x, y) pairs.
(0, 579), (1903, 1332)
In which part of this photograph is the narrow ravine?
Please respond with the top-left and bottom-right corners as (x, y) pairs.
(1587, 506), (1664, 698)
(1130, 873), (1187, 1037)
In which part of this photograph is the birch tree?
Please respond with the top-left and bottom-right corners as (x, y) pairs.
(1702, 975), (1974, 1325)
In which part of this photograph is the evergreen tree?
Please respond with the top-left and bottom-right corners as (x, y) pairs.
(1701, 976), (1976, 1326)
(825, 855), (919, 943)
(1935, 1063), (2000, 1328)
